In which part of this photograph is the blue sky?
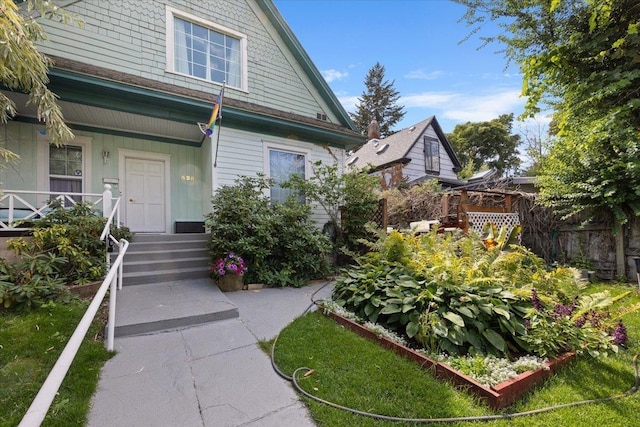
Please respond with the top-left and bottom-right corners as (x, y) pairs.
(273, 0), (544, 135)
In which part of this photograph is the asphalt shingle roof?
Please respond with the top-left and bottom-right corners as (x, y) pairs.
(347, 116), (461, 171)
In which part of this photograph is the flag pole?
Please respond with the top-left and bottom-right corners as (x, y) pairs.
(213, 82), (226, 168)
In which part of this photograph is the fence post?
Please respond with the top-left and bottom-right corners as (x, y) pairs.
(102, 184), (113, 219)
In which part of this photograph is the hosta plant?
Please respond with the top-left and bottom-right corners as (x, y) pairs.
(332, 227), (625, 358)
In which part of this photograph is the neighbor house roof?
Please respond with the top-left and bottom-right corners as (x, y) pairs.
(347, 116), (461, 171)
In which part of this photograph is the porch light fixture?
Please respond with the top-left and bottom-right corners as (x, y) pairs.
(102, 150), (110, 164)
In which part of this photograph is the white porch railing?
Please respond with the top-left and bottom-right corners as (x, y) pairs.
(0, 184), (119, 230)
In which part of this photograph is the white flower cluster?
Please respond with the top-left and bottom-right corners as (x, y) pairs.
(435, 354), (549, 387)
(320, 299), (408, 344)
(319, 299), (358, 320)
(362, 321), (409, 346)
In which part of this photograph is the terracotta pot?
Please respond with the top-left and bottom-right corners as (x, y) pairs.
(217, 274), (244, 292)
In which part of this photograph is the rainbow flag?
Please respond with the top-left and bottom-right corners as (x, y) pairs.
(205, 87), (224, 136)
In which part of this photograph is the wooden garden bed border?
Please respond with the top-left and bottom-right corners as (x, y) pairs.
(323, 310), (575, 409)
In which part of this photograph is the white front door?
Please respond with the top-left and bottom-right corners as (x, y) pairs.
(125, 158), (166, 233)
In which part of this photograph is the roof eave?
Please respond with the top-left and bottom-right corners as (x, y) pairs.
(45, 68), (363, 149)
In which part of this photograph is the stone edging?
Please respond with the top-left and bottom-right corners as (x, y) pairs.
(323, 310), (575, 409)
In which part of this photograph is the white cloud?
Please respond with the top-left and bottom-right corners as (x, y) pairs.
(405, 69), (444, 80)
(322, 69), (348, 82)
(337, 93), (360, 113)
(401, 89), (525, 123)
(402, 92), (458, 108)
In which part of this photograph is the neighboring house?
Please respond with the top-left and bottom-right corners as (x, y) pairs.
(346, 116), (463, 188)
(0, 0), (362, 233)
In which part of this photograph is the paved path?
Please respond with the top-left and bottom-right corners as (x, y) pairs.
(87, 279), (333, 427)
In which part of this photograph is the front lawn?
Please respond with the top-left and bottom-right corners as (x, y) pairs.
(272, 282), (640, 426)
(0, 300), (113, 427)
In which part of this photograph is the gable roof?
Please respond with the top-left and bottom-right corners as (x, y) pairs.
(348, 116), (462, 171)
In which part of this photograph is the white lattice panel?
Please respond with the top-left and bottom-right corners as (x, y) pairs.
(466, 212), (521, 235)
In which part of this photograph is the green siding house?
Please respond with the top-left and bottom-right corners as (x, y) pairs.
(1, 0), (362, 233)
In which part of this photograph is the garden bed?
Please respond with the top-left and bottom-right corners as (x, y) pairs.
(323, 310), (575, 409)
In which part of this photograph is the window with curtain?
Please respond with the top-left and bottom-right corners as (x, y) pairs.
(49, 145), (83, 205)
(424, 136), (440, 173)
(269, 149), (306, 204)
(172, 16), (243, 88)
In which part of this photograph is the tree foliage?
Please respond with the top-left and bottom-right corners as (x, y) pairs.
(285, 161), (380, 256)
(0, 0), (79, 157)
(350, 62), (406, 138)
(458, 0), (640, 224)
(447, 113), (521, 177)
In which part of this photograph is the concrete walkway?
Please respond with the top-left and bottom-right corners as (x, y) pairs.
(87, 278), (334, 427)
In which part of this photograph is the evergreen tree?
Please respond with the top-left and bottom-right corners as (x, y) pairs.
(350, 62), (405, 138)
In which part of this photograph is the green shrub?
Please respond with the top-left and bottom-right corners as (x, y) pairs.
(205, 175), (331, 287)
(0, 201), (131, 310)
(284, 161), (379, 260)
(8, 202), (107, 286)
(0, 253), (70, 311)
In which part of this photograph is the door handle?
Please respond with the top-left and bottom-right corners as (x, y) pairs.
(129, 198), (135, 202)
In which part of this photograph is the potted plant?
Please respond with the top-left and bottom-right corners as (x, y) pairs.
(212, 252), (247, 292)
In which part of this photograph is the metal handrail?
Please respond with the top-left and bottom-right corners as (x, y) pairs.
(18, 238), (130, 427)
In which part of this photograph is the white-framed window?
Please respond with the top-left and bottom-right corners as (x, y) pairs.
(265, 145), (308, 204)
(424, 136), (440, 173)
(49, 144), (84, 205)
(37, 133), (92, 204)
(166, 6), (247, 90)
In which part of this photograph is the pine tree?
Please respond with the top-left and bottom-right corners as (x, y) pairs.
(350, 62), (405, 138)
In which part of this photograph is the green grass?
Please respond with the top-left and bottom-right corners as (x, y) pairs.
(0, 300), (113, 427)
(271, 283), (640, 427)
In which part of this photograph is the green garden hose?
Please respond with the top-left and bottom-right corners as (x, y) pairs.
(271, 340), (639, 423)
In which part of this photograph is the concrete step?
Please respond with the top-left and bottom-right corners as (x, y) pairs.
(132, 233), (210, 243)
(117, 247), (209, 262)
(126, 240), (209, 252)
(122, 257), (210, 274)
(122, 266), (210, 286)
(113, 278), (238, 337)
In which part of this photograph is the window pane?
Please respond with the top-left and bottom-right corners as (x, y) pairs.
(193, 24), (207, 40)
(269, 150), (305, 204)
(172, 16), (242, 87)
(50, 159), (66, 175)
(210, 31), (224, 45)
(50, 178), (82, 206)
(424, 138), (440, 173)
(193, 64), (207, 79)
(49, 145), (83, 176)
(49, 145), (83, 206)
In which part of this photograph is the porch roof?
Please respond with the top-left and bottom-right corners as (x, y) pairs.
(4, 56), (364, 149)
